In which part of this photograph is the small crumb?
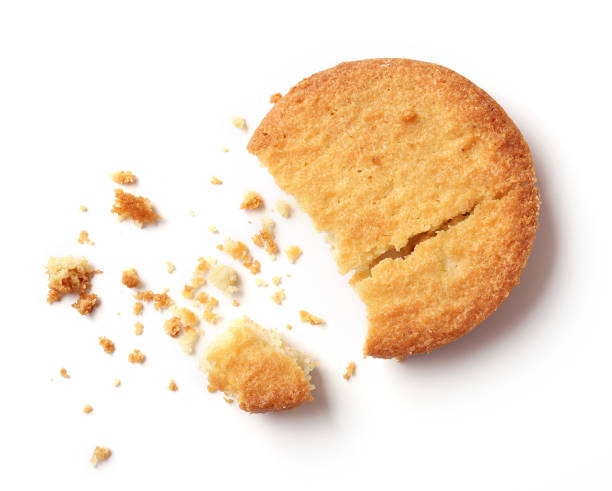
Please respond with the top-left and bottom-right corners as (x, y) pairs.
(77, 230), (94, 245)
(164, 317), (183, 338)
(111, 188), (160, 226)
(128, 349), (145, 363)
(110, 170), (137, 184)
(223, 396), (234, 404)
(222, 147), (229, 153)
(79, 205), (88, 212)
(46, 256), (101, 304)
(99, 336), (115, 354)
(60, 368), (69, 378)
(121, 268), (140, 288)
(286, 324), (292, 330)
(285, 245), (302, 264)
(276, 200), (291, 218)
(269, 93), (282, 104)
(343, 361), (356, 380)
(72, 293), (99, 315)
(179, 326), (202, 354)
(134, 322), (144, 335)
(134, 290), (173, 311)
(90, 446), (111, 467)
(232, 299), (240, 307)
(211, 175), (223, 185)
(133, 301), (144, 315)
(252, 218), (278, 257)
(232, 116), (246, 129)
(209, 263), (239, 295)
(240, 191), (264, 210)
(208, 225), (218, 233)
(195, 292), (219, 324)
(189, 210), (195, 217)
(168, 379), (178, 391)
(113, 378), (121, 387)
(173, 306), (200, 327)
(255, 278), (268, 287)
(272, 276), (282, 286)
(299, 310), (324, 325)
(166, 262), (175, 274)
(270, 288), (286, 305)
(83, 404), (93, 414)
(219, 238), (260, 274)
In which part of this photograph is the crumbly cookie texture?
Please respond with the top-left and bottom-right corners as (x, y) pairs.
(270, 288), (286, 305)
(285, 245), (302, 264)
(90, 446), (111, 467)
(111, 188), (160, 226)
(247, 58), (539, 358)
(128, 349), (145, 363)
(164, 317), (183, 338)
(72, 293), (99, 315)
(201, 316), (315, 413)
(195, 292), (219, 325)
(110, 170), (136, 184)
(208, 263), (239, 295)
(99, 336), (115, 354)
(133, 290), (173, 311)
(121, 268), (140, 288)
(343, 362), (356, 380)
(46, 256), (100, 304)
(218, 238), (261, 274)
(299, 310), (324, 325)
(240, 191), (264, 210)
(252, 218), (278, 257)
(179, 325), (201, 354)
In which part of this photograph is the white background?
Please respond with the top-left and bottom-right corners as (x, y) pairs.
(1, 1), (610, 489)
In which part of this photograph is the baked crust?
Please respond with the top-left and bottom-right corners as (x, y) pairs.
(248, 59), (539, 358)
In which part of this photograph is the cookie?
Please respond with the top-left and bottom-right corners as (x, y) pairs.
(248, 58), (539, 358)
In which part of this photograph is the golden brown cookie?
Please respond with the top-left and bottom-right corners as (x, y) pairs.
(248, 58), (539, 358)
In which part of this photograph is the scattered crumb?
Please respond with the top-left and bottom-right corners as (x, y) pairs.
(232, 116), (246, 129)
(164, 317), (183, 338)
(219, 238), (260, 274)
(276, 200), (291, 218)
(90, 446), (111, 467)
(208, 225), (218, 233)
(182, 258), (210, 298)
(133, 301), (144, 315)
(269, 93), (282, 104)
(211, 175), (223, 185)
(46, 256), (101, 304)
(79, 205), (88, 212)
(285, 245), (302, 264)
(72, 293), (99, 315)
(223, 396), (234, 404)
(121, 268), (140, 288)
(252, 218), (278, 257)
(60, 368), (69, 378)
(83, 404), (93, 414)
(134, 322), (144, 335)
(343, 361), (356, 380)
(209, 263), (239, 295)
(299, 310), (324, 325)
(168, 379), (178, 391)
(189, 210), (195, 217)
(240, 191), (264, 210)
(128, 349), (145, 363)
(270, 288), (286, 305)
(77, 230), (94, 245)
(166, 262), (175, 274)
(99, 336), (115, 354)
(286, 324), (292, 330)
(195, 292), (219, 324)
(222, 147), (229, 153)
(113, 378), (121, 387)
(232, 299), (240, 307)
(179, 325), (201, 354)
(272, 276), (282, 286)
(134, 289), (173, 311)
(173, 307), (200, 327)
(255, 278), (268, 287)
(111, 188), (160, 226)
(110, 170), (137, 185)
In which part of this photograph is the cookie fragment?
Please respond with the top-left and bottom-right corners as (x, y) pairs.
(110, 170), (136, 184)
(121, 268), (140, 288)
(90, 446), (111, 467)
(240, 191), (264, 210)
(111, 188), (160, 226)
(299, 310), (324, 325)
(285, 245), (302, 264)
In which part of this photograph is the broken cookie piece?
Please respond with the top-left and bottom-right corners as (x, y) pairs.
(240, 191), (264, 210)
(285, 245), (302, 264)
(218, 238), (261, 274)
(121, 268), (140, 288)
(46, 256), (100, 304)
(200, 316), (315, 413)
(111, 188), (160, 226)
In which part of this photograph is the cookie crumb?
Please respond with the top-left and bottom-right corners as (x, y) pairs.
(269, 93), (282, 104)
(208, 225), (218, 233)
(79, 205), (88, 212)
(272, 276), (282, 286)
(166, 262), (175, 274)
(99, 336), (115, 354)
(179, 325), (201, 354)
(133, 301), (143, 315)
(276, 200), (291, 218)
(209, 264), (239, 295)
(111, 188), (160, 226)
(195, 292), (219, 324)
(286, 324), (292, 330)
(343, 361), (356, 380)
(134, 322), (144, 335)
(168, 379), (178, 391)
(134, 290), (173, 311)
(232, 116), (246, 129)
(232, 299), (240, 307)
(113, 378), (121, 387)
(299, 310), (324, 325)
(252, 218), (278, 257)
(72, 293), (99, 315)
(83, 404), (93, 414)
(219, 238), (261, 274)
(90, 446), (111, 467)
(77, 230), (94, 245)
(240, 191), (264, 210)
(60, 368), (70, 378)
(255, 278), (268, 287)
(270, 288), (286, 305)
(211, 175), (223, 185)
(110, 170), (136, 184)
(46, 256), (100, 304)
(121, 268), (140, 288)
(128, 349), (145, 363)
(285, 245), (302, 264)
(164, 317), (183, 338)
